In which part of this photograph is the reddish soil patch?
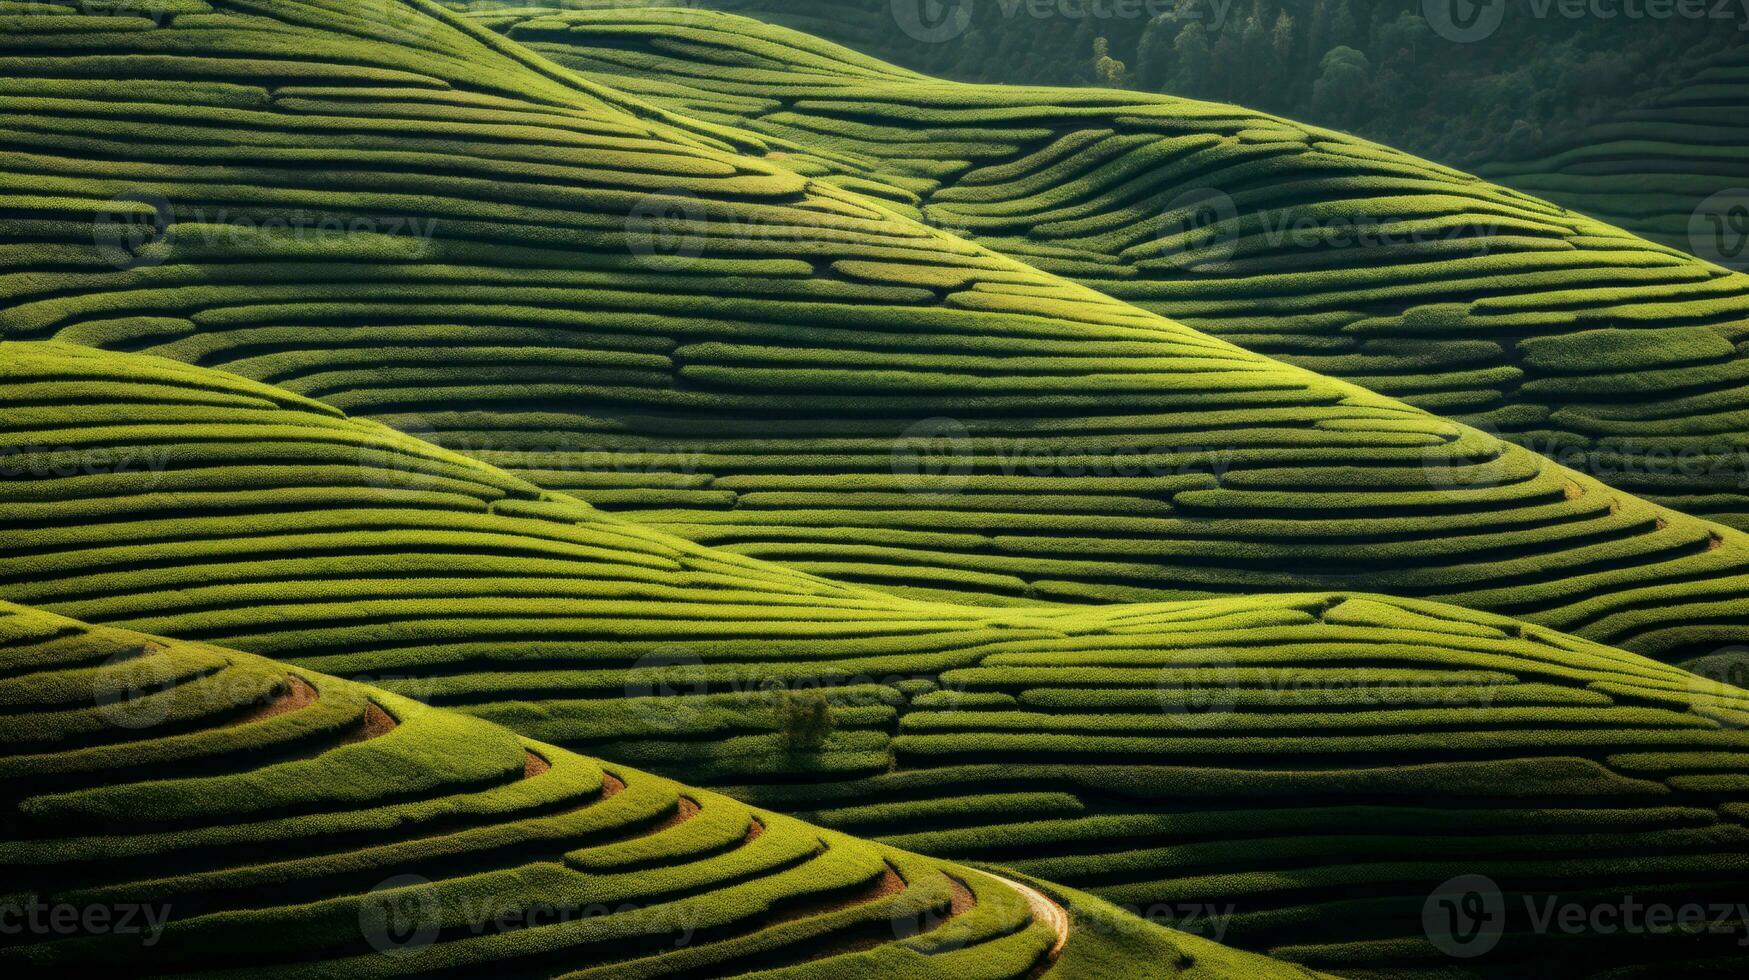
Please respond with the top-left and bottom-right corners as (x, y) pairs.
(648, 796), (701, 834)
(231, 676), (317, 726)
(601, 773), (626, 798)
(948, 875), (976, 917)
(769, 863), (907, 930)
(337, 701), (398, 744)
(1711, 534), (1725, 551)
(523, 751), (551, 779)
(743, 818), (765, 844)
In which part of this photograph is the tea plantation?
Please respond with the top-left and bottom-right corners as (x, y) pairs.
(4, 339), (1749, 974)
(4, 3), (1749, 664)
(5, 2), (1749, 977)
(460, 3), (1749, 533)
(0, 598), (1305, 979)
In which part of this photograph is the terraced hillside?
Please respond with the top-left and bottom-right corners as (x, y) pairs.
(5, 339), (1749, 974)
(7, 3), (1749, 657)
(1, 598), (1278, 979)
(1480, 41), (1749, 255)
(457, 4), (1749, 533)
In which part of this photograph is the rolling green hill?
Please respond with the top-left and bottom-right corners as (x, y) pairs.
(7, 4), (1749, 974)
(5, 338), (1749, 974)
(455, 4), (1749, 535)
(0, 598), (1293, 979)
(4, 2), (1749, 664)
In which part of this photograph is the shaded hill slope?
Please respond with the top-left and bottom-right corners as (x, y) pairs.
(460, 3), (1749, 533)
(4, 340), (1749, 974)
(3, 4), (1749, 658)
(0, 598), (1283, 979)
(1479, 41), (1749, 254)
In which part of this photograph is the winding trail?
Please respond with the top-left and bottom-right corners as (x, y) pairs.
(991, 874), (1069, 961)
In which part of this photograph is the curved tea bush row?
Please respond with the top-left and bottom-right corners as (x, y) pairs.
(10, 336), (1749, 663)
(5, 4), (1749, 657)
(4, 341), (1749, 973)
(0, 599), (1248, 979)
(463, 4), (1749, 532)
(1479, 42), (1749, 253)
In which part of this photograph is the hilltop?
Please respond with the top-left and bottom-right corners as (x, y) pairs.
(2, 3), (1749, 664)
(3, 339), (1749, 974)
(459, 3), (1749, 537)
(4, 3), (1749, 974)
(1, 599), (1297, 978)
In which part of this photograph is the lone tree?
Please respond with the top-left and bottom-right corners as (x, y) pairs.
(777, 686), (835, 750)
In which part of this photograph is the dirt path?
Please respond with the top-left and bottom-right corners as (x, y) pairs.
(990, 874), (1069, 961)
